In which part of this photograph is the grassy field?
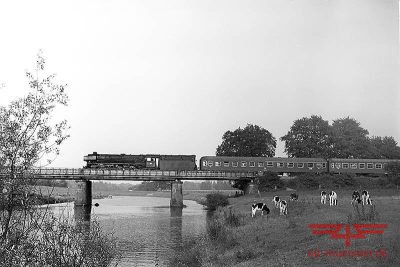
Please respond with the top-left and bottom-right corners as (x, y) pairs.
(173, 189), (400, 267)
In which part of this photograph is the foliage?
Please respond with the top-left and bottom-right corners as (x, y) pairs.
(256, 171), (284, 191)
(202, 193), (229, 211)
(231, 180), (250, 191)
(0, 212), (119, 267)
(130, 181), (171, 191)
(0, 52), (119, 266)
(331, 117), (370, 158)
(280, 115), (333, 158)
(369, 136), (400, 159)
(216, 124), (276, 157)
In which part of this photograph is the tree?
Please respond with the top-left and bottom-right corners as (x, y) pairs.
(216, 124), (276, 157)
(0, 52), (118, 266)
(331, 117), (370, 158)
(369, 136), (400, 159)
(216, 124), (276, 191)
(280, 115), (333, 158)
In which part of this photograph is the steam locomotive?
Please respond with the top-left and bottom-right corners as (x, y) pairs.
(83, 152), (196, 171)
(83, 152), (398, 175)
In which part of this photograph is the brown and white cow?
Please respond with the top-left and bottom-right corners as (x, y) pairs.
(362, 190), (370, 206)
(279, 200), (288, 215)
(251, 203), (270, 217)
(351, 191), (361, 204)
(272, 196), (280, 208)
(329, 191), (337, 206)
(289, 193), (298, 201)
(320, 191), (327, 204)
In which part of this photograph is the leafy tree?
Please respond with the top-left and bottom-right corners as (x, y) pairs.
(331, 117), (370, 158)
(280, 115), (333, 158)
(216, 124), (276, 191)
(216, 124), (276, 157)
(0, 51), (118, 266)
(369, 136), (400, 159)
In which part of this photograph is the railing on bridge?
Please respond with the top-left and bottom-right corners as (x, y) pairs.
(0, 168), (257, 180)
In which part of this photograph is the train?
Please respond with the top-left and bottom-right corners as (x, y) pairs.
(200, 156), (399, 175)
(83, 152), (196, 171)
(83, 152), (399, 175)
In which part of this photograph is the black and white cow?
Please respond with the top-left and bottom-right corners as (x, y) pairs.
(329, 191), (337, 206)
(320, 191), (327, 204)
(279, 200), (288, 215)
(361, 190), (370, 206)
(272, 196), (280, 208)
(289, 193), (298, 201)
(366, 198), (373, 205)
(351, 191), (361, 204)
(251, 203), (270, 217)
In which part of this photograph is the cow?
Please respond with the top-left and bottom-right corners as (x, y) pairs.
(289, 193), (298, 201)
(320, 191), (327, 204)
(366, 198), (373, 205)
(279, 200), (288, 215)
(361, 190), (370, 205)
(329, 191), (337, 206)
(351, 191), (361, 204)
(251, 203), (270, 217)
(272, 196), (280, 208)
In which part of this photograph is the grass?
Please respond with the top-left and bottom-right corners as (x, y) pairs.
(173, 189), (400, 266)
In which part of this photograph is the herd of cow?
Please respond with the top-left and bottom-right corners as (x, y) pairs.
(251, 190), (373, 217)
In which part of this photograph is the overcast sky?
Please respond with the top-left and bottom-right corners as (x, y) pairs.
(0, 0), (399, 168)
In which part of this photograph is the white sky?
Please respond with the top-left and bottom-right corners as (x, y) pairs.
(0, 0), (399, 168)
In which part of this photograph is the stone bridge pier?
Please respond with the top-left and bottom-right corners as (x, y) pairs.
(170, 180), (183, 208)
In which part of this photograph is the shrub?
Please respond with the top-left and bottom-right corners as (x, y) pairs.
(256, 171), (284, 191)
(202, 193), (229, 211)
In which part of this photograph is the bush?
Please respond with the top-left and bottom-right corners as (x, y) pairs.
(202, 193), (229, 211)
(256, 171), (284, 191)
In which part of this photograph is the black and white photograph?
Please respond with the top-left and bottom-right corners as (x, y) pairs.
(0, 0), (399, 266)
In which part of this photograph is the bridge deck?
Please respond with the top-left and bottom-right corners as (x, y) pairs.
(0, 168), (257, 181)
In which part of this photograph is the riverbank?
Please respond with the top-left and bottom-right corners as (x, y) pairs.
(173, 188), (400, 266)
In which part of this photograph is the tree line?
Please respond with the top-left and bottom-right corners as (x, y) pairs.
(217, 117), (400, 159)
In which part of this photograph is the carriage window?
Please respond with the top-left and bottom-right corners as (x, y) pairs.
(307, 163), (314, 169)
(287, 162), (294, 168)
(266, 162), (274, 167)
(207, 161), (213, 167)
(375, 163), (383, 169)
(258, 162), (264, 167)
(342, 163), (349, 169)
(224, 161), (230, 167)
(277, 162), (284, 168)
(232, 162), (238, 167)
(297, 163), (304, 168)
(249, 161), (255, 167)
(316, 163), (322, 169)
(359, 163), (365, 169)
(350, 163), (357, 169)
(241, 161), (247, 167)
(215, 162), (221, 167)
(367, 163), (374, 169)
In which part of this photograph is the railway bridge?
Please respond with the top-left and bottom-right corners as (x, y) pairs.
(1, 168), (258, 222)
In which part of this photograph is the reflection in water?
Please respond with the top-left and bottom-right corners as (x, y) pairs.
(47, 196), (206, 266)
(169, 207), (183, 254)
(74, 204), (92, 230)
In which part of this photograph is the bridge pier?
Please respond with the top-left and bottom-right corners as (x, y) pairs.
(74, 180), (92, 226)
(170, 180), (183, 208)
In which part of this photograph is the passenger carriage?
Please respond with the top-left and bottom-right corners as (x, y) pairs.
(199, 156), (328, 174)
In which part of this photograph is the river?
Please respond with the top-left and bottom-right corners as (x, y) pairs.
(49, 196), (207, 266)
